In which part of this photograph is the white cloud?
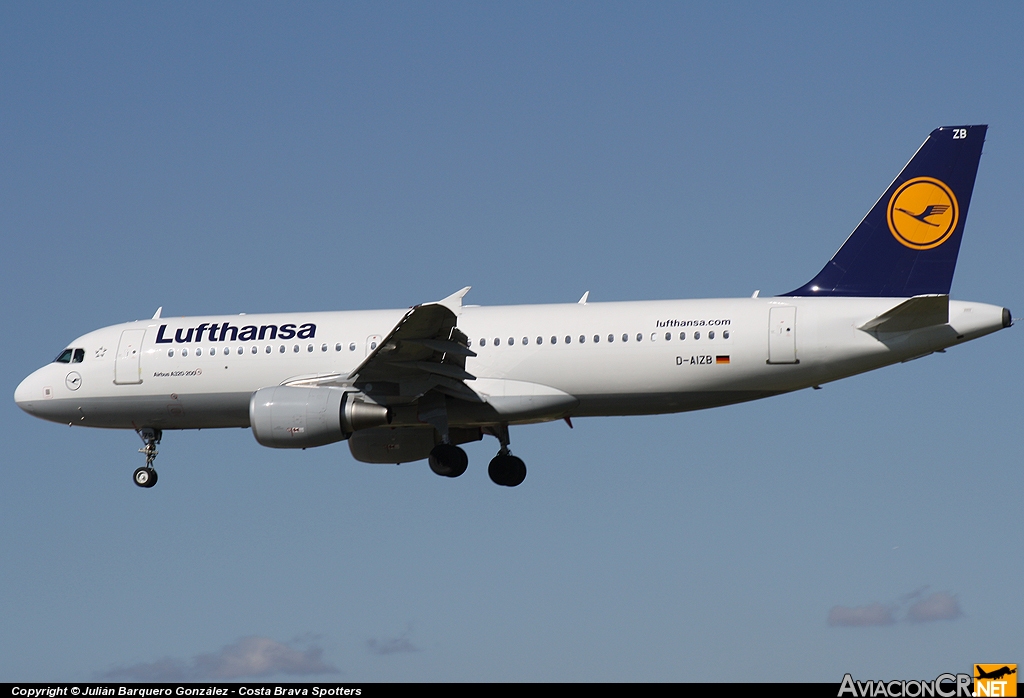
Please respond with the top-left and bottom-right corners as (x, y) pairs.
(827, 603), (897, 627)
(101, 635), (338, 681)
(828, 587), (964, 627)
(906, 592), (962, 623)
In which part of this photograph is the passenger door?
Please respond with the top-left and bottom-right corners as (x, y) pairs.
(114, 329), (146, 384)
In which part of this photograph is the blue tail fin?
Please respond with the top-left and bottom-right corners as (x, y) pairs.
(785, 125), (986, 297)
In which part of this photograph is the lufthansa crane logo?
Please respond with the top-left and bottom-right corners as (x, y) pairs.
(887, 177), (959, 250)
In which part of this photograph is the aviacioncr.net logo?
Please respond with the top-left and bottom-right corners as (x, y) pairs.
(887, 176), (959, 250)
(838, 673), (972, 698)
(975, 664), (1017, 697)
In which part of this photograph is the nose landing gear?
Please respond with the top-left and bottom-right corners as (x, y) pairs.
(134, 427), (161, 488)
(133, 466), (158, 488)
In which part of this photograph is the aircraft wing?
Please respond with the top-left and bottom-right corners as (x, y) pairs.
(346, 287), (481, 402)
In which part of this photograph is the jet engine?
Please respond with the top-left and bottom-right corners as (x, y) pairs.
(348, 426), (437, 464)
(348, 425), (482, 464)
(249, 386), (392, 449)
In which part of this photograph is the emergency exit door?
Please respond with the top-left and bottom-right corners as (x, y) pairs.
(768, 306), (798, 364)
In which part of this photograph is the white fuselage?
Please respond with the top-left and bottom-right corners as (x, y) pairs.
(14, 296), (1008, 432)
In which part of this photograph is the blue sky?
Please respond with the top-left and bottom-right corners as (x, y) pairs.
(1, 2), (1021, 682)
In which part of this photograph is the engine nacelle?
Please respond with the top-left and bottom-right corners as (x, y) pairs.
(250, 386), (392, 449)
(348, 426), (481, 464)
(348, 426), (437, 464)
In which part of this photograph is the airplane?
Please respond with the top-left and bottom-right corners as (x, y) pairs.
(975, 666), (1017, 681)
(14, 125), (1012, 488)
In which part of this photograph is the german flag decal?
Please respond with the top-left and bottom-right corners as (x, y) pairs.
(716, 355), (730, 364)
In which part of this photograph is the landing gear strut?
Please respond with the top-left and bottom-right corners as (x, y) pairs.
(486, 424), (526, 487)
(134, 427), (161, 488)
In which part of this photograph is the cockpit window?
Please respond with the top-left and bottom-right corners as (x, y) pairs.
(54, 349), (74, 363)
(73, 348), (85, 363)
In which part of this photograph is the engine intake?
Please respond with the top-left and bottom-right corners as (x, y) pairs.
(250, 386), (392, 449)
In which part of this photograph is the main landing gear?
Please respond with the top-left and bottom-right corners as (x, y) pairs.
(428, 442), (469, 478)
(426, 424), (528, 487)
(488, 451), (526, 487)
(133, 427), (161, 488)
(486, 424), (526, 487)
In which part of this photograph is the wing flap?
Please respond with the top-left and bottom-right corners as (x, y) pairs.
(347, 289), (478, 402)
(404, 338), (477, 357)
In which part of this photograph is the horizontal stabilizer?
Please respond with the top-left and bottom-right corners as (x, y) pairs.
(858, 294), (948, 332)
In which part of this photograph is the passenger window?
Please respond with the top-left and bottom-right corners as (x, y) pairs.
(522, 337), (528, 345)
(238, 347), (244, 355)
(537, 337), (543, 345)
(636, 333), (643, 342)
(508, 337), (514, 346)
(182, 348), (188, 357)
(579, 335), (585, 343)
(265, 346), (272, 354)
(608, 334), (614, 343)
(622, 334), (628, 342)
(594, 335), (600, 343)
(665, 332), (672, 341)
(321, 344), (327, 352)
(54, 349), (73, 363)
(694, 331), (701, 340)
(680, 332), (686, 340)
(723, 330), (730, 339)
(335, 343), (342, 352)
(480, 339), (486, 347)
(550, 336), (557, 344)
(279, 345), (286, 353)
(252, 346), (258, 354)
(307, 344), (313, 352)
(293, 345), (299, 353)
(709, 331), (715, 340)
(167, 349), (174, 358)
(493, 338), (499, 347)
(349, 343), (356, 351)
(565, 335), (571, 344)
(73, 348), (85, 363)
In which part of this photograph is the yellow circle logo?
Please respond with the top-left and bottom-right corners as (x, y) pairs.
(887, 177), (959, 250)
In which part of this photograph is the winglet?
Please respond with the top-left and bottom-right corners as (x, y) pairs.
(152, 307), (163, 319)
(435, 287), (471, 314)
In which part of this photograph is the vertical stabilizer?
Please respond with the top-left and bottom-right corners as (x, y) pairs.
(785, 125), (986, 297)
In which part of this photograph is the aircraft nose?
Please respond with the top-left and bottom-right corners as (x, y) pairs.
(14, 371), (41, 414)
